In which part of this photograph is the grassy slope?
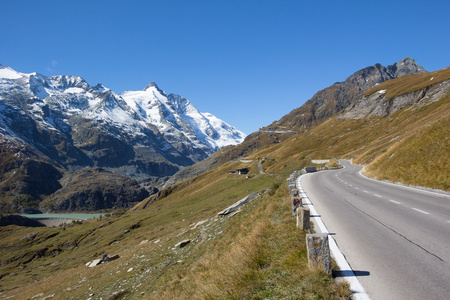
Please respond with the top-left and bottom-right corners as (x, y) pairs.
(0, 159), (350, 299)
(364, 95), (450, 190)
(365, 67), (450, 99)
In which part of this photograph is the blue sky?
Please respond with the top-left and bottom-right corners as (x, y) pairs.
(1, 0), (449, 134)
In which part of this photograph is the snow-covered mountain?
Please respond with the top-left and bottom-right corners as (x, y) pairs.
(0, 64), (246, 210)
(121, 81), (245, 152)
(0, 65), (245, 155)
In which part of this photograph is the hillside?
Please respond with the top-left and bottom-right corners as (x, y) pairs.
(166, 65), (449, 192)
(163, 58), (428, 188)
(0, 157), (351, 299)
(243, 66), (450, 191)
(265, 57), (425, 131)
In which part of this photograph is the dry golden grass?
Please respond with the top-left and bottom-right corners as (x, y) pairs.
(365, 66), (450, 100)
(153, 184), (350, 300)
(365, 101), (450, 190)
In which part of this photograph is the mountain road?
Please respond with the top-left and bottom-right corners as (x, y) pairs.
(300, 160), (450, 300)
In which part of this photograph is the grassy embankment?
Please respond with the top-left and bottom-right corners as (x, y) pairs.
(0, 158), (351, 299)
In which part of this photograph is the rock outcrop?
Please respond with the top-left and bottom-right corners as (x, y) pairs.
(266, 57), (426, 130)
(339, 74), (450, 119)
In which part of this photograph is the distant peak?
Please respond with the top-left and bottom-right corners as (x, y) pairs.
(143, 81), (166, 94)
(94, 83), (109, 93)
(144, 81), (158, 89)
(399, 57), (415, 63)
(389, 57), (426, 77)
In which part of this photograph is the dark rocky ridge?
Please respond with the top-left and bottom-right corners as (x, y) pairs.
(40, 168), (149, 212)
(339, 78), (450, 119)
(0, 214), (45, 227)
(265, 57), (425, 131)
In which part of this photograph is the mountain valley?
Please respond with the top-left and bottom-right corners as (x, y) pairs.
(0, 58), (449, 299)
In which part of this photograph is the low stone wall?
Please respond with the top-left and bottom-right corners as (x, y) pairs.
(287, 170), (331, 276)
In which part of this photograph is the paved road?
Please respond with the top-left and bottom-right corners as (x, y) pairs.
(300, 160), (450, 300)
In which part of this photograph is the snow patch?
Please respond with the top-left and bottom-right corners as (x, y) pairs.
(0, 67), (22, 79)
(378, 89), (386, 94)
(64, 87), (85, 94)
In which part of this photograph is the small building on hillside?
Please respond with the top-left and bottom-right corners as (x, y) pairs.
(236, 168), (249, 175)
(229, 168), (249, 175)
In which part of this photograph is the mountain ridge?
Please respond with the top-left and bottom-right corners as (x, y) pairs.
(265, 57), (426, 131)
(163, 58), (428, 188)
(0, 65), (246, 212)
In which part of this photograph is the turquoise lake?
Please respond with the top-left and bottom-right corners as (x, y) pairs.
(20, 213), (105, 219)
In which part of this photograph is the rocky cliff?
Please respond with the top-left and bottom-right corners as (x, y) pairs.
(338, 67), (450, 119)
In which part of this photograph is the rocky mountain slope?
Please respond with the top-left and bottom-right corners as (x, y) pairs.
(0, 65), (245, 212)
(164, 58), (427, 187)
(266, 57), (425, 130)
(338, 67), (450, 119)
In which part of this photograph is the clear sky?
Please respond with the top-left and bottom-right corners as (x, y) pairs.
(1, 0), (449, 134)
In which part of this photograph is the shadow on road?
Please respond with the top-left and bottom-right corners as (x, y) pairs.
(333, 270), (370, 277)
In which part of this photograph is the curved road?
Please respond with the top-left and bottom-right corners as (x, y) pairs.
(300, 160), (450, 300)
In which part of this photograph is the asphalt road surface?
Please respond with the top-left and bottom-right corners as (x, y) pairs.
(300, 160), (450, 300)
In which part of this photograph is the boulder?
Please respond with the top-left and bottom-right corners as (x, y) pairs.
(86, 259), (103, 268)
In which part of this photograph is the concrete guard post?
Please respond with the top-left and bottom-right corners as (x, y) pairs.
(291, 197), (302, 216)
(296, 207), (310, 230)
(288, 183), (296, 195)
(306, 233), (331, 275)
(291, 188), (302, 216)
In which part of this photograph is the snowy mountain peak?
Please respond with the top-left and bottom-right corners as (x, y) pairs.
(144, 81), (166, 95)
(121, 81), (246, 152)
(1, 64), (246, 167)
(0, 65), (23, 80)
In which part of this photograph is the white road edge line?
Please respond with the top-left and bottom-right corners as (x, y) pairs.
(389, 200), (401, 204)
(373, 194), (382, 198)
(358, 168), (450, 199)
(411, 208), (430, 215)
(297, 175), (370, 300)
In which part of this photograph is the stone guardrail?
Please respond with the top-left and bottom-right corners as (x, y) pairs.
(287, 169), (331, 275)
(288, 166), (370, 299)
